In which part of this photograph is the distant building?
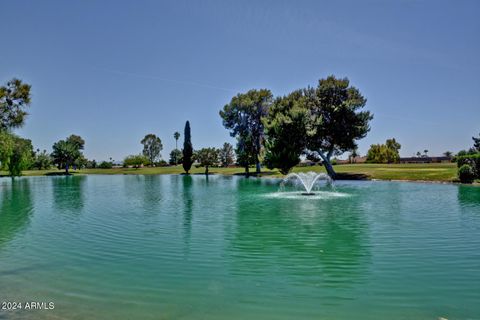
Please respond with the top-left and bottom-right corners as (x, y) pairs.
(399, 156), (451, 164)
(336, 156), (367, 164)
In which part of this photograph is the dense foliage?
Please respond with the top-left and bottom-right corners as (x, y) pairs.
(0, 78), (33, 177)
(458, 164), (476, 183)
(247, 76), (372, 178)
(169, 149), (183, 165)
(141, 134), (163, 165)
(0, 78), (31, 131)
(0, 131), (14, 170)
(195, 147), (219, 175)
(456, 154), (480, 179)
(32, 149), (52, 170)
(263, 91), (308, 174)
(455, 135), (480, 183)
(303, 76), (372, 178)
(234, 136), (256, 176)
(86, 159), (97, 169)
(0, 134), (34, 176)
(123, 154), (149, 168)
(366, 138), (402, 163)
(218, 142), (235, 167)
(51, 135), (85, 174)
(182, 121), (193, 173)
(220, 89), (272, 175)
(98, 161), (113, 169)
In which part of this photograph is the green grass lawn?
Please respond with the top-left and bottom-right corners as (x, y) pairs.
(1, 162), (461, 182)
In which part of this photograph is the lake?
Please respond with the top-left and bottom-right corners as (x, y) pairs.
(0, 175), (479, 319)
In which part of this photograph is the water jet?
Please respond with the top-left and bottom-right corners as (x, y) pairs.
(282, 172), (333, 194)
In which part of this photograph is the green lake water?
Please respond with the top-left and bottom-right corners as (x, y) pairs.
(0, 175), (479, 319)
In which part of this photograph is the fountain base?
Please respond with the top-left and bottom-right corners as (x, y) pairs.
(301, 192), (315, 196)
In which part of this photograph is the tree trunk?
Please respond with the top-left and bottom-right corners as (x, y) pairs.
(65, 164), (69, 175)
(255, 161), (261, 174)
(318, 151), (336, 179)
(245, 165), (250, 178)
(323, 160), (336, 179)
(205, 166), (209, 175)
(175, 140), (178, 165)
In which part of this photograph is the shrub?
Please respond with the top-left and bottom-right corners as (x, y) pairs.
(123, 154), (149, 168)
(456, 153), (480, 177)
(32, 149), (52, 170)
(98, 161), (113, 169)
(86, 160), (97, 168)
(458, 164), (476, 183)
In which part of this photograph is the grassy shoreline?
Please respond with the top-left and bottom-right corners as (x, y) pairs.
(1, 163), (471, 183)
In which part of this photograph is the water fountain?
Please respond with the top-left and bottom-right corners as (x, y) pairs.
(282, 172), (333, 195)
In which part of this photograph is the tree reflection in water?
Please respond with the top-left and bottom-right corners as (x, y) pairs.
(0, 179), (33, 248)
(229, 178), (371, 292)
(52, 175), (86, 215)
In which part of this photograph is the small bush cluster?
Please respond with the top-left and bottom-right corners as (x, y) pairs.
(456, 154), (480, 183)
(98, 161), (113, 169)
(458, 165), (476, 183)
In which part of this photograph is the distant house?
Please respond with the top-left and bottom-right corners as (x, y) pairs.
(336, 156), (367, 164)
(399, 156), (451, 164)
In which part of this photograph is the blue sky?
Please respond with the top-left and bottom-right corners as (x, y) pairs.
(1, 0), (479, 161)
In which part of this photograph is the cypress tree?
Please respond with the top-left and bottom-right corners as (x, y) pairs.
(182, 121), (193, 173)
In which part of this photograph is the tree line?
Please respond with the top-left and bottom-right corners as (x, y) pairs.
(2, 76), (478, 182)
(1, 76), (374, 178)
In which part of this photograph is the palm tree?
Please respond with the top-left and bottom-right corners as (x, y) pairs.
(443, 151), (452, 159)
(423, 149), (429, 157)
(173, 131), (180, 165)
(174, 132), (180, 149)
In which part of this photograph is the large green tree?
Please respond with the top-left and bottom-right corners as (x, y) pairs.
(169, 149), (182, 165)
(366, 138), (401, 163)
(263, 91), (308, 174)
(51, 135), (85, 174)
(304, 76), (373, 178)
(261, 76), (372, 178)
(0, 132), (33, 177)
(182, 121), (193, 173)
(220, 89), (272, 174)
(195, 147), (219, 175)
(234, 137), (256, 177)
(7, 136), (34, 176)
(218, 142), (235, 167)
(0, 78), (34, 177)
(141, 134), (163, 165)
(0, 78), (31, 131)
